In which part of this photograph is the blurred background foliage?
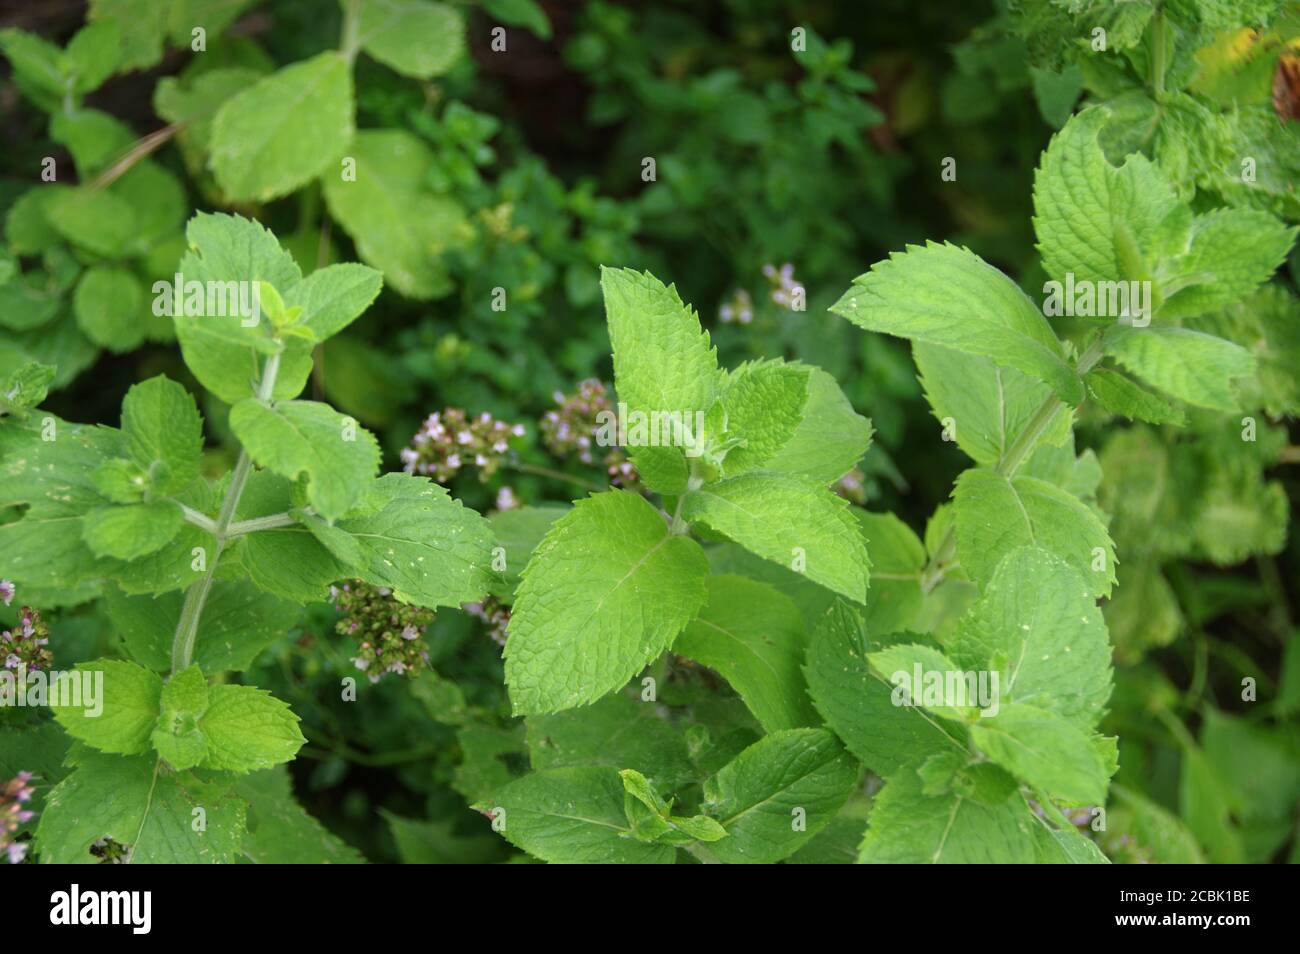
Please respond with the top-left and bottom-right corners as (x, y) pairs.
(1, 0), (1298, 863)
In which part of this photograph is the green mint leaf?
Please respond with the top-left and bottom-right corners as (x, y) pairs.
(969, 702), (1111, 805)
(321, 129), (466, 299)
(36, 750), (247, 863)
(600, 266), (720, 494)
(1103, 325), (1256, 412)
(356, 0), (466, 79)
(805, 602), (961, 776)
(173, 212), (313, 404)
(505, 489), (709, 715)
(476, 766), (676, 863)
(716, 359), (809, 475)
(282, 262), (384, 342)
(2, 360), (54, 411)
(1160, 208), (1297, 318)
(199, 683), (306, 773)
(855, 510), (925, 635)
(73, 266), (147, 352)
(760, 364), (874, 484)
(62, 18), (122, 93)
(50, 108), (134, 177)
(234, 767), (366, 863)
(210, 52), (355, 203)
(1085, 366), (1187, 425)
(674, 575), (818, 733)
(858, 761), (1038, 863)
(51, 659), (163, 755)
(154, 67), (265, 172)
(914, 342), (1073, 467)
(45, 187), (137, 259)
(702, 728), (859, 864)
(82, 500), (184, 560)
(525, 694), (695, 792)
(867, 642), (983, 722)
(950, 546), (1113, 732)
(151, 664), (209, 771)
(832, 241), (1082, 404)
(382, 811), (501, 864)
(332, 472), (496, 607)
(953, 468), (1117, 598)
(481, 0), (552, 39)
(229, 398), (380, 522)
(682, 473), (869, 602)
(121, 374), (204, 495)
(1033, 107), (1182, 287)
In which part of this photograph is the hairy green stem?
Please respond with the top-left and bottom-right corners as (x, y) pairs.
(227, 511), (298, 537)
(339, 0), (362, 63)
(919, 338), (1106, 593)
(170, 352), (281, 673)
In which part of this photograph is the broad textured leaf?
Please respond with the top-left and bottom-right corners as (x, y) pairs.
(486, 504), (567, 598)
(282, 262), (383, 342)
(859, 762), (1038, 863)
(210, 52), (355, 202)
(82, 500), (184, 560)
(805, 602), (961, 775)
(73, 266), (146, 352)
(1085, 366), (1186, 425)
(682, 473), (869, 602)
(914, 342), (1073, 467)
(334, 473), (496, 608)
(674, 575), (817, 732)
(357, 0), (465, 78)
(949, 547), (1113, 732)
(121, 374), (204, 495)
(51, 660), (163, 755)
(1104, 325), (1255, 412)
(832, 241), (1082, 403)
(199, 683), (305, 773)
(229, 398), (380, 521)
(1033, 107), (1182, 287)
(322, 129), (466, 299)
(505, 490), (708, 714)
(953, 467), (1116, 598)
(525, 693), (695, 792)
(702, 728), (858, 864)
(477, 766), (676, 863)
(37, 750), (246, 864)
(601, 267), (719, 493)
(969, 703), (1110, 804)
(1160, 208), (1296, 318)
(236, 766), (366, 863)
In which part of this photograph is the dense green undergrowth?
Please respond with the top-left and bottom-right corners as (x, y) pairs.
(1, 0), (1298, 864)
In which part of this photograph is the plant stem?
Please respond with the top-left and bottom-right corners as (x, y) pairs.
(919, 338), (1106, 593)
(180, 504), (219, 534)
(506, 461), (606, 493)
(170, 352), (281, 673)
(339, 0), (362, 63)
(227, 511), (298, 537)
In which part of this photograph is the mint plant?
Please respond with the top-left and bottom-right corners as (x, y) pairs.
(1, 213), (494, 862)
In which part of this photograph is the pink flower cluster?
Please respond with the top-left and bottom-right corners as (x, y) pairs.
(1, 771), (36, 864)
(463, 597), (511, 648)
(401, 408), (525, 484)
(762, 262), (804, 309)
(539, 380), (640, 488)
(331, 581), (436, 683)
(3, 604), (50, 673)
(719, 288), (754, 325)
